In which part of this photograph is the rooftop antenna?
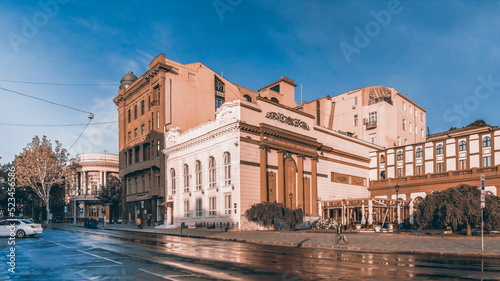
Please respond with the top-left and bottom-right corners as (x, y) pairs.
(221, 71), (224, 78)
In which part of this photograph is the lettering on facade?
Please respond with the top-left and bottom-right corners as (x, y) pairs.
(331, 172), (366, 187)
(265, 112), (310, 131)
(266, 137), (316, 154)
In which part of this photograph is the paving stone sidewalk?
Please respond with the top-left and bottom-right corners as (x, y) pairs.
(56, 223), (500, 258)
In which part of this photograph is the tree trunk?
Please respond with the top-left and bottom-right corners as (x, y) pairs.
(46, 200), (51, 224)
(466, 223), (472, 236)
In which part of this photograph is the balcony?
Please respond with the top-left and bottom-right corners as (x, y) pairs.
(364, 119), (377, 130)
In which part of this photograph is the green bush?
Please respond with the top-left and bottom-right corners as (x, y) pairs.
(245, 202), (303, 230)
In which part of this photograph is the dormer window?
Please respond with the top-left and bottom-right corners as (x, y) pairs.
(270, 97), (279, 103)
(270, 84), (280, 93)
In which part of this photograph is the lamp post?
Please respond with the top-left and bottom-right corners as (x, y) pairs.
(394, 184), (400, 234)
(288, 193), (293, 209)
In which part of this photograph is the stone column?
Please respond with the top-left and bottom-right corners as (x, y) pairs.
(311, 157), (318, 215)
(259, 145), (269, 203)
(297, 155), (305, 210)
(277, 150), (285, 204)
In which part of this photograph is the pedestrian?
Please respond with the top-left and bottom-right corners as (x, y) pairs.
(147, 214), (152, 227)
(136, 218), (143, 229)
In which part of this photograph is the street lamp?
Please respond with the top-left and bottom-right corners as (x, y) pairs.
(289, 193), (293, 208)
(394, 184), (400, 234)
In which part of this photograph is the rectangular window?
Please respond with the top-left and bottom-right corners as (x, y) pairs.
(421, 113), (424, 122)
(184, 200), (190, 218)
(368, 112), (377, 124)
(459, 159), (467, 170)
(397, 137), (401, 146)
(224, 194), (232, 215)
(436, 162), (444, 173)
(483, 156), (492, 167)
(156, 112), (160, 129)
(421, 129), (425, 138)
(127, 131), (131, 141)
(409, 106), (413, 115)
(134, 128), (138, 137)
(396, 168), (403, 178)
(402, 101), (406, 110)
(415, 166), (423, 175)
(141, 175), (145, 192)
(409, 122), (412, 134)
(369, 133), (377, 144)
(402, 119), (406, 131)
(195, 198), (203, 217)
(141, 124), (145, 135)
(353, 97), (358, 106)
(209, 197), (217, 216)
(141, 100), (145, 115)
(353, 115), (358, 127)
(215, 77), (225, 110)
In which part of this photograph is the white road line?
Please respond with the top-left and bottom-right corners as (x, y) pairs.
(138, 268), (175, 280)
(76, 249), (123, 264)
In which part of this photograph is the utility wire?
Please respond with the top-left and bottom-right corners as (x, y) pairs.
(0, 86), (92, 114)
(67, 114), (94, 152)
(0, 121), (117, 127)
(0, 79), (118, 87)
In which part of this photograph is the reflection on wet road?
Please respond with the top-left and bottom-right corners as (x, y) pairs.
(3, 226), (500, 280)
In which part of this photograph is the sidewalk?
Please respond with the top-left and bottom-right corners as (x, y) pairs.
(54, 223), (500, 258)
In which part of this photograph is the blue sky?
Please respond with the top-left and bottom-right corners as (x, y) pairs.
(1, 0), (500, 163)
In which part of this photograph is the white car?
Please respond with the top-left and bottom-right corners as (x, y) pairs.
(0, 219), (43, 238)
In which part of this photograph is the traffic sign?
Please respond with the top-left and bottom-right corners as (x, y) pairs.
(480, 174), (485, 209)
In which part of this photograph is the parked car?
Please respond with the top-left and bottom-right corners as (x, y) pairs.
(0, 219), (43, 238)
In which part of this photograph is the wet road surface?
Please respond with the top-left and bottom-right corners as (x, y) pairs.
(2, 226), (500, 280)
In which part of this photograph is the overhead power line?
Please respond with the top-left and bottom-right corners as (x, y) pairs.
(0, 86), (92, 114)
(0, 121), (117, 127)
(0, 79), (118, 87)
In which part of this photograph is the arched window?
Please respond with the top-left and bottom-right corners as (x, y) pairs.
(380, 154), (385, 163)
(243, 95), (252, 102)
(195, 160), (202, 190)
(459, 140), (467, 151)
(436, 144), (443, 155)
(127, 109), (131, 123)
(415, 148), (422, 158)
(483, 136), (491, 147)
(170, 168), (176, 195)
(183, 164), (189, 193)
(397, 151), (403, 161)
(209, 156), (216, 188)
(270, 97), (279, 103)
(223, 152), (231, 185)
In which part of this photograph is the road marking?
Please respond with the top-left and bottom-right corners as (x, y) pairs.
(138, 268), (174, 280)
(76, 249), (123, 264)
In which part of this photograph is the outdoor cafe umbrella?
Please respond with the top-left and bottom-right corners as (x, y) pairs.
(367, 199), (373, 225)
(361, 203), (366, 225)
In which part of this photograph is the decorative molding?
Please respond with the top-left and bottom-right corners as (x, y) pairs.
(265, 112), (310, 131)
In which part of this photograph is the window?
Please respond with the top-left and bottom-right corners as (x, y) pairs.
(134, 128), (138, 137)
(184, 200), (190, 218)
(409, 122), (412, 134)
(483, 156), (492, 167)
(396, 168), (403, 178)
(215, 77), (225, 110)
(397, 137), (401, 146)
(141, 100), (145, 115)
(421, 129), (424, 138)
(195, 160), (202, 190)
(369, 133), (377, 144)
(183, 164), (190, 193)
(436, 144), (444, 155)
(402, 101), (406, 110)
(415, 126), (418, 135)
(170, 169), (176, 194)
(141, 124), (145, 135)
(195, 198), (203, 217)
(459, 140), (467, 151)
(409, 106), (413, 115)
(209, 156), (216, 188)
(270, 97), (279, 103)
(402, 119), (406, 131)
(368, 112), (377, 124)
(353, 96), (358, 106)
(243, 95), (252, 102)
(416, 147), (422, 158)
(156, 112), (160, 129)
(224, 194), (232, 215)
(127, 109), (131, 123)
(134, 105), (138, 119)
(397, 151), (403, 161)
(209, 196), (216, 216)
(127, 131), (131, 141)
(415, 165), (423, 175)
(483, 136), (491, 147)
(436, 162), (444, 173)
(459, 159), (467, 170)
(223, 152), (231, 186)
(421, 113), (424, 122)
(353, 115), (358, 127)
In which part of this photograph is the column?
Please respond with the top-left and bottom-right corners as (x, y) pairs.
(297, 155), (305, 210)
(259, 145), (268, 202)
(277, 150), (285, 204)
(311, 157), (318, 215)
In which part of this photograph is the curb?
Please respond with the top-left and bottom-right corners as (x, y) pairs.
(53, 225), (500, 258)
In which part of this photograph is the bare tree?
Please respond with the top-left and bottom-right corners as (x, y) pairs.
(14, 136), (69, 223)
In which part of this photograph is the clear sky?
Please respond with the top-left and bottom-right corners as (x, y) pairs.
(1, 0), (500, 163)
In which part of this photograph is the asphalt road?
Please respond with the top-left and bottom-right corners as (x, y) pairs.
(2, 226), (500, 280)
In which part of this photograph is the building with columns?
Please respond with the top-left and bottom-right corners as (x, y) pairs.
(67, 153), (119, 222)
(370, 124), (500, 203)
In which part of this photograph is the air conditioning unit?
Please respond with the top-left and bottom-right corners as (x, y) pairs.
(363, 118), (368, 125)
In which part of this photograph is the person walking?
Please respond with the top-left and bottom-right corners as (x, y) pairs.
(136, 218), (143, 229)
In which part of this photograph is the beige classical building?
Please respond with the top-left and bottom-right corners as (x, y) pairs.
(67, 153), (119, 222)
(370, 124), (500, 202)
(303, 86), (426, 148)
